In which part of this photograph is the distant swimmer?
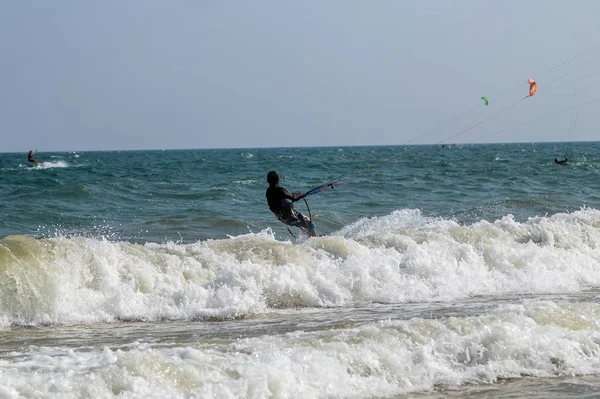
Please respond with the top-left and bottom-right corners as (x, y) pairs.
(554, 156), (567, 165)
(266, 170), (316, 237)
(28, 149), (38, 166)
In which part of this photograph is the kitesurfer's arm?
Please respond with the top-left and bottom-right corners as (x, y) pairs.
(281, 187), (305, 202)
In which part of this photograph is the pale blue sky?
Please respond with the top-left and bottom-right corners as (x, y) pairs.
(2, 1), (600, 152)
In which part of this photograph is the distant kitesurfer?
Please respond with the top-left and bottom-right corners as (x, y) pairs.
(554, 156), (567, 165)
(266, 171), (316, 237)
(28, 149), (38, 166)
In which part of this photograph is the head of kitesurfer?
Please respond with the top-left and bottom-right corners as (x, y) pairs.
(267, 170), (280, 187)
(265, 171), (315, 237)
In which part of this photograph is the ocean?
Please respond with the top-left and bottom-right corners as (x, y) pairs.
(2, 142), (600, 398)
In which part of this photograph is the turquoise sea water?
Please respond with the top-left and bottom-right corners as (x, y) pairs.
(2, 142), (600, 397)
(2, 142), (598, 242)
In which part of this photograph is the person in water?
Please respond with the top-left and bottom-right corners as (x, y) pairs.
(28, 149), (38, 166)
(266, 170), (316, 236)
(554, 156), (568, 165)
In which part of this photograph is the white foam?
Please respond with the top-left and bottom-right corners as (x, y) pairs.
(2, 208), (600, 326)
(1, 300), (600, 397)
(232, 179), (257, 185)
(37, 160), (69, 169)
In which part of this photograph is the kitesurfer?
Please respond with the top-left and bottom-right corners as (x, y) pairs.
(28, 149), (38, 166)
(266, 171), (316, 237)
(554, 156), (568, 165)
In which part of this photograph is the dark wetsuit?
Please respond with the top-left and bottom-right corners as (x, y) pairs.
(28, 151), (37, 165)
(554, 158), (567, 165)
(266, 185), (314, 235)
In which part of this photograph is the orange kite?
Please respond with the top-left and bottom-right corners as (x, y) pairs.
(528, 78), (537, 97)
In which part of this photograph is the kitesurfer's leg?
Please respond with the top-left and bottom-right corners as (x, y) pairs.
(296, 212), (316, 237)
